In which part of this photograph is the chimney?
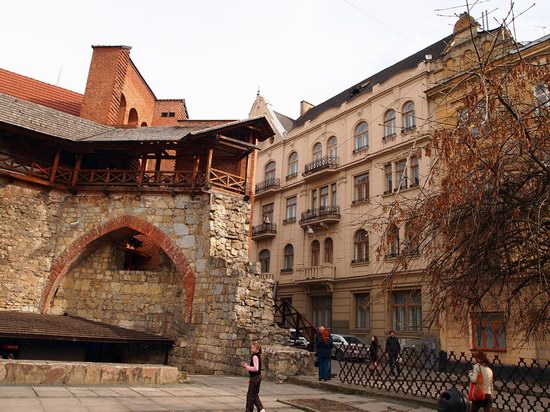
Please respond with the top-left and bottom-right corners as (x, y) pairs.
(300, 100), (315, 116)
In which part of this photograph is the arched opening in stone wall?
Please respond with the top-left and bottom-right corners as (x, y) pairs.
(43, 216), (195, 334)
(128, 108), (139, 126)
(117, 93), (127, 124)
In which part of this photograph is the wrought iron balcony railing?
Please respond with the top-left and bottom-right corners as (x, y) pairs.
(299, 206), (340, 226)
(303, 155), (338, 176)
(255, 178), (281, 194)
(251, 223), (277, 240)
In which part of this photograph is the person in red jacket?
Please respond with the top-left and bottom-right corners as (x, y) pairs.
(242, 341), (266, 412)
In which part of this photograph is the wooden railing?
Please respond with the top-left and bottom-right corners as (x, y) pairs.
(0, 151), (243, 194)
(274, 299), (317, 352)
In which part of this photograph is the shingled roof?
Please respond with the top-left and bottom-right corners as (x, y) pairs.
(0, 311), (173, 344)
(0, 68), (84, 117)
(292, 34), (454, 128)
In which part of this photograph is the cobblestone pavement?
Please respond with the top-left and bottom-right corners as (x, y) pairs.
(0, 375), (436, 412)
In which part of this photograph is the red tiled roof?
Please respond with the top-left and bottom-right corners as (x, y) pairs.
(0, 68), (83, 117)
(0, 311), (173, 344)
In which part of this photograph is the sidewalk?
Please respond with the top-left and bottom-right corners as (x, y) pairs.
(0, 375), (436, 412)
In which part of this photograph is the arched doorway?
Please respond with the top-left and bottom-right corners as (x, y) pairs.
(128, 108), (139, 126)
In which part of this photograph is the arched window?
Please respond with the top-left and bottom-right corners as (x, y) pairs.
(311, 240), (320, 266)
(259, 249), (271, 273)
(128, 108), (139, 127)
(354, 122), (368, 151)
(140, 122), (148, 127)
(387, 224), (400, 258)
(287, 152), (298, 178)
(403, 101), (416, 131)
(324, 238), (333, 264)
(354, 230), (369, 262)
(384, 110), (396, 138)
(283, 244), (294, 271)
(327, 136), (337, 158)
(312, 142), (322, 161)
(265, 161), (276, 181)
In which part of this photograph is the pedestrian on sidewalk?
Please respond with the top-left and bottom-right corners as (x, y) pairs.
(369, 335), (379, 375)
(315, 326), (332, 381)
(242, 341), (266, 412)
(468, 351), (494, 412)
(385, 330), (401, 376)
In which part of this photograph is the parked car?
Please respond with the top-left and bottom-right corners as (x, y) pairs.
(331, 334), (368, 361)
(289, 328), (309, 348)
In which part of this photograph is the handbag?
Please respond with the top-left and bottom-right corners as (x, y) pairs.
(468, 366), (485, 401)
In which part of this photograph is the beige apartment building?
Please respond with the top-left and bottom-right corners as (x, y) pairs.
(249, 14), (549, 361)
(249, 33), (454, 350)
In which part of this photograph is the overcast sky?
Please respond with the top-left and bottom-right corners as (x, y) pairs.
(1, 0), (548, 120)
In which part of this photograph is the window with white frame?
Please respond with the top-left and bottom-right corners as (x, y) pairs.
(396, 159), (407, 190)
(384, 164), (393, 194)
(353, 229), (369, 263)
(285, 196), (297, 222)
(265, 161), (276, 181)
(287, 152), (298, 178)
(262, 203), (274, 224)
(354, 122), (369, 152)
(355, 293), (371, 329)
(313, 142), (323, 161)
(402, 101), (416, 131)
(391, 290), (422, 332)
(384, 110), (396, 138)
(283, 244), (294, 272)
(327, 136), (338, 159)
(354, 173), (369, 203)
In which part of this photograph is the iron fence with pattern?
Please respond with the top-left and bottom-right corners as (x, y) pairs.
(337, 345), (549, 411)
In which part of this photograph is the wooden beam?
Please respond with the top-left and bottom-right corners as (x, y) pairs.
(71, 154), (82, 186)
(192, 156), (200, 187)
(205, 148), (214, 186)
(49, 148), (61, 184)
(137, 156), (147, 187)
(218, 135), (258, 150)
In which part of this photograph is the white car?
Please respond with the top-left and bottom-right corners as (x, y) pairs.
(331, 334), (368, 361)
(289, 328), (309, 348)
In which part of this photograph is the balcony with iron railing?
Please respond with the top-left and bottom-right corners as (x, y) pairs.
(251, 222), (277, 240)
(294, 264), (336, 283)
(302, 155), (338, 177)
(255, 178), (281, 195)
(299, 206), (340, 227)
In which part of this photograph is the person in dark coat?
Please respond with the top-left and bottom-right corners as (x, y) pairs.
(385, 330), (401, 376)
(242, 341), (265, 412)
(369, 335), (379, 375)
(315, 326), (333, 381)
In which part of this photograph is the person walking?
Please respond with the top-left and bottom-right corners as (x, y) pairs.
(242, 341), (266, 412)
(315, 326), (333, 381)
(469, 351), (494, 412)
(385, 330), (401, 376)
(369, 335), (379, 375)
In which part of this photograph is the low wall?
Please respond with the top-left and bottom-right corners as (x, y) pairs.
(0, 360), (180, 385)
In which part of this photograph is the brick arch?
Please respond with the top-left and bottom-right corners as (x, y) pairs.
(42, 215), (195, 321)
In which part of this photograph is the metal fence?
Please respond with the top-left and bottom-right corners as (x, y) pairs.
(337, 346), (549, 411)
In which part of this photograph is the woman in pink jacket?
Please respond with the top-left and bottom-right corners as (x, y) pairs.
(468, 351), (494, 411)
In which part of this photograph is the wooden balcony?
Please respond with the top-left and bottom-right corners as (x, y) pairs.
(294, 264), (336, 283)
(251, 223), (277, 240)
(302, 155), (338, 178)
(0, 151), (248, 195)
(299, 206), (341, 227)
(255, 178), (281, 196)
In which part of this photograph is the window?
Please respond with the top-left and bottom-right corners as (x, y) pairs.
(327, 136), (337, 158)
(259, 249), (270, 273)
(471, 312), (506, 351)
(324, 238), (333, 264)
(410, 157), (419, 187)
(402, 101), (416, 131)
(313, 142), (323, 161)
(354, 173), (369, 203)
(384, 164), (393, 194)
(287, 152), (298, 178)
(331, 183), (337, 207)
(312, 295), (332, 328)
(262, 203), (274, 224)
(534, 83), (550, 108)
(355, 293), (371, 329)
(311, 240), (320, 266)
(161, 111), (175, 118)
(265, 161), (276, 181)
(353, 229), (369, 263)
(320, 186), (329, 209)
(283, 244), (294, 272)
(396, 159), (407, 190)
(391, 290), (422, 332)
(404, 221), (419, 255)
(354, 122), (369, 151)
(285, 196), (297, 222)
(387, 224), (399, 258)
(384, 110), (396, 138)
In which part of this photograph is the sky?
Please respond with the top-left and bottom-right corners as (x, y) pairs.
(1, 0), (548, 120)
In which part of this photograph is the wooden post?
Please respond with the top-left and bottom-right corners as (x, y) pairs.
(192, 156), (200, 187)
(71, 154), (82, 187)
(243, 150), (251, 197)
(137, 156), (147, 187)
(49, 149), (61, 184)
(155, 154), (162, 183)
(205, 147), (214, 186)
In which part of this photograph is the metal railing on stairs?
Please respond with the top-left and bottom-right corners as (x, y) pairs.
(273, 298), (317, 352)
